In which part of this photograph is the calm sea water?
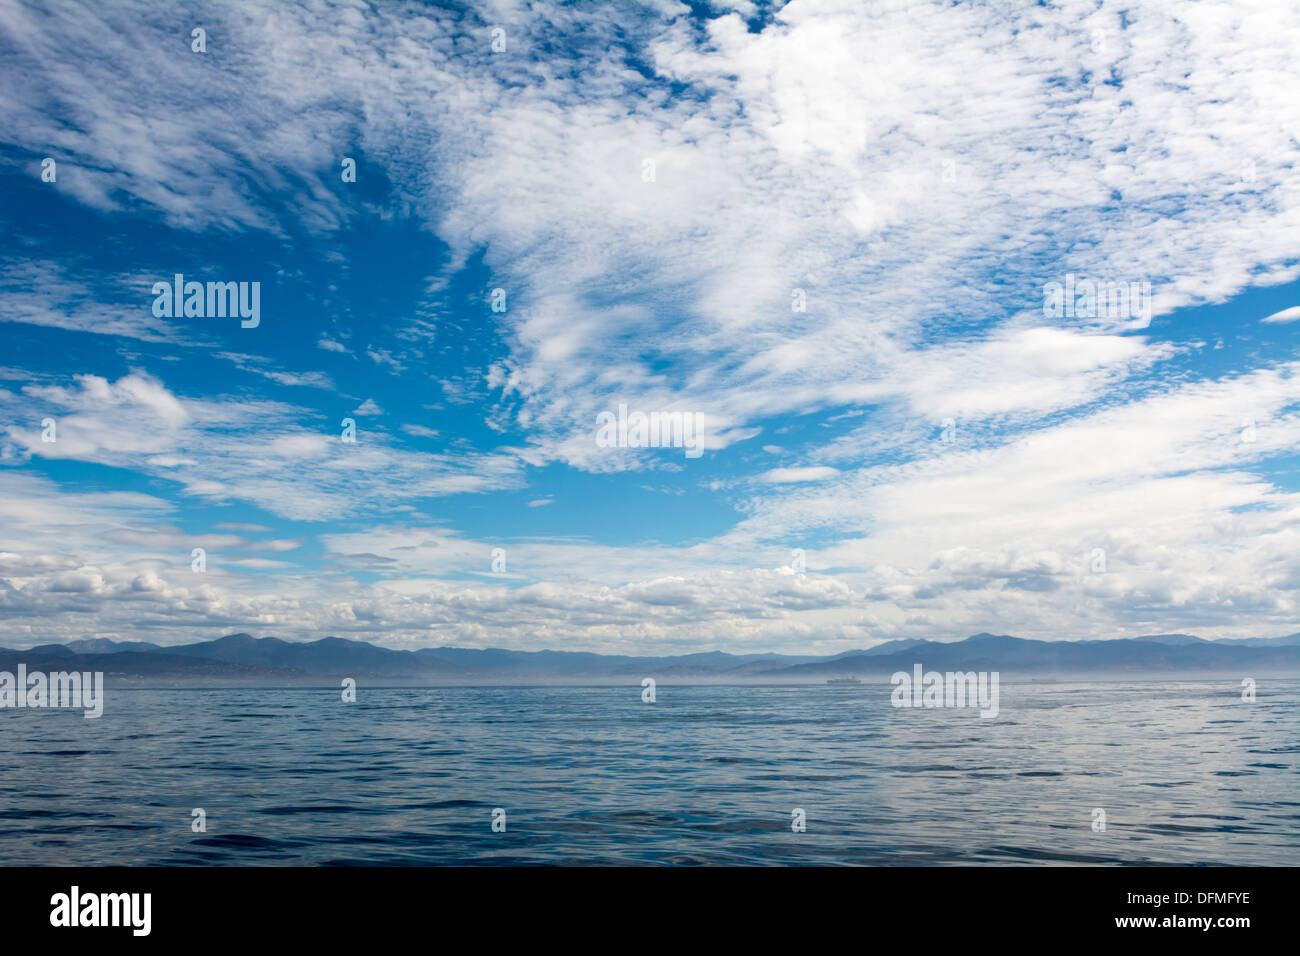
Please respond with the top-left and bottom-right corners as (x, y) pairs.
(0, 681), (1295, 865)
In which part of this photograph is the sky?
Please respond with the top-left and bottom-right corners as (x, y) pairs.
(0, 0), (1297, 654)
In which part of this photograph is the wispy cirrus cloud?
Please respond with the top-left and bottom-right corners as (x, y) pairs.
(0, 372), (525, 521)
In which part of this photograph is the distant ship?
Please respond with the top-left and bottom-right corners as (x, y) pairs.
(827, 676), (861, 685)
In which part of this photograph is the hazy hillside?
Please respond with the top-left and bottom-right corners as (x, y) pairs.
(2, 631), (1296, 683)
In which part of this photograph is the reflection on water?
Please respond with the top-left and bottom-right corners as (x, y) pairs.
(0, 681), (1295, 865)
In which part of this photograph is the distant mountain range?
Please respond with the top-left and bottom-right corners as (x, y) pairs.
(1, 631), (1297, 683)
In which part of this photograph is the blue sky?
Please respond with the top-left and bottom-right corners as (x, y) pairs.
(0, 0), (1297, 652)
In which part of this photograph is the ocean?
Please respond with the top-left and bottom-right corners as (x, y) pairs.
(1, 680), (1295, 865)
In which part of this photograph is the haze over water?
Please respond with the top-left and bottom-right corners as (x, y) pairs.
(1, 681), (1295, 866)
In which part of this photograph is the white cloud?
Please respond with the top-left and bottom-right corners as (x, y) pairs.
(1261, 306), (1300, 324)
(0, 373), (524, 522)
(0, 260), (179, 343)
(5, 1), (1297, 466)
(761, 466), (840, 483)
(400, 424), (439, 439)
(216, 353), (335, 390)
